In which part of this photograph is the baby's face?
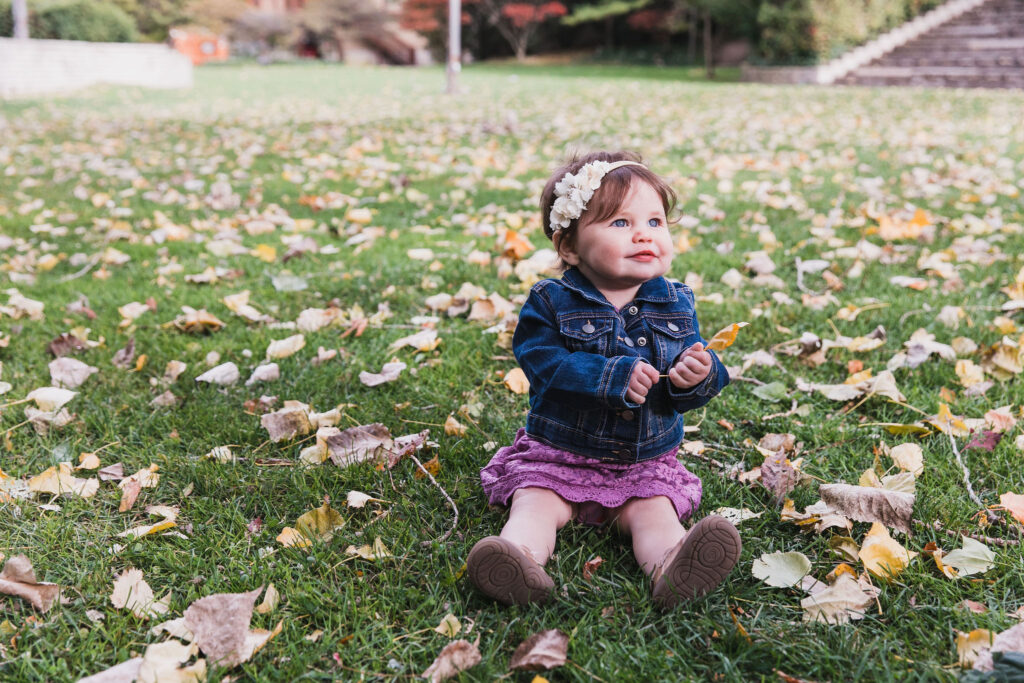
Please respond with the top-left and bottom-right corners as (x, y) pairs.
(561, 180), (673, 293)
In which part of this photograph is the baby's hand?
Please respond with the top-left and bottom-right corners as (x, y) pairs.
(668, 342), (712, 389)
(626, 361), (660, 404)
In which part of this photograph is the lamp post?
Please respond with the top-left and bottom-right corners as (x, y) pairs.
(445, 0), (460, 94)
(12, 0), (29, 39)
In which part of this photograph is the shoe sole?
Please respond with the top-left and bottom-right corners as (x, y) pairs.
(467, 536), (554, 606)
(652, 515), (742, 608)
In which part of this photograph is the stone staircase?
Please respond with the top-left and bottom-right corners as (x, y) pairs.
(837, 0), (1024, 88)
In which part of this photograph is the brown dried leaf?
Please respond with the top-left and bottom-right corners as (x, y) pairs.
(183, 587), (263, 667)
(111, 337), (136, 369)
(422, 638), (482, 682)
(324, 423), (392, 467)
(761, 452), (798, 503)
(260, 402), (313, 442)
(0, 555), (60, 612)
(359, 361), (406, 387)
(973, 621), (1024, 671)
(509, 629), (569, 671)
(820, 483), (915, 534)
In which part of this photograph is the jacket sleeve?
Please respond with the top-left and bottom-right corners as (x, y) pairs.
(513, 287), (641, 410)
(666, 288), (731, 413)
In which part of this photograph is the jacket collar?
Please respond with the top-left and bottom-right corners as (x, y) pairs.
(560, 267), (678, 307)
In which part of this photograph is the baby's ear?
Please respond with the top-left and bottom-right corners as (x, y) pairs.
(553, 232), (580, 266)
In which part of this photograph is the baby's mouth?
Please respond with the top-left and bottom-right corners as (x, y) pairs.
(630, 250), (658, 260)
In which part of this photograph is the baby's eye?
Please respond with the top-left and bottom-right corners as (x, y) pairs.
(611, 218), (628, 227)
(648, 218), (663, 227)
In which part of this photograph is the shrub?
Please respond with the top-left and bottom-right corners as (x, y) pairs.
(1, 0), (138, 42)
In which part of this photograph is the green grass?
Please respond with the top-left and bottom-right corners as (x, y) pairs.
(0, 63), (1023, 681)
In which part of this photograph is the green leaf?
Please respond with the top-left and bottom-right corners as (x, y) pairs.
(942, 536), (995, 577)
(751, 551), (811, 587)
(753, 381), (788, 403)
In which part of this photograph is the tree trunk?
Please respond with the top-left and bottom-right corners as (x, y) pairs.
(703, 9), (714, 79)
(12, 0), (29, 39)
(686, 6), (696, 64)
(515, 41), (526, 61)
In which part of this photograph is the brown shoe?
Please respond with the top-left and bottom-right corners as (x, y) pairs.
(652, 515), (741, 609)
(467, 536), (554, 606)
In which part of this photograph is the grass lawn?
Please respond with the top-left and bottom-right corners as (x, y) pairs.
(0, 62), (1023, 681)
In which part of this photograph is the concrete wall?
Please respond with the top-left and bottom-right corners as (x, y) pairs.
(0, 38), (193, 98)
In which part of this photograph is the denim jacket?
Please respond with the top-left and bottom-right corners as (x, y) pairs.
(512, 267), (730, 463)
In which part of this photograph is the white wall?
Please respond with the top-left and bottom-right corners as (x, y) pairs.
(0, 38), (193, 98)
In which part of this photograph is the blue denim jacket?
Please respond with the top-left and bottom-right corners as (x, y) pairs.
(512, 267), (730, 463)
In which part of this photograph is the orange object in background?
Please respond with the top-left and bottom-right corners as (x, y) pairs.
(169, 29), (229, 65)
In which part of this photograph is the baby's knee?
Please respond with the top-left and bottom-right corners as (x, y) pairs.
(615, 495), (677, 528)
(510, 487), (575, 526)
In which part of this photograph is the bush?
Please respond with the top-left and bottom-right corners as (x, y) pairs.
(755, 0), (945, 64)
(1, 0), (138, 42)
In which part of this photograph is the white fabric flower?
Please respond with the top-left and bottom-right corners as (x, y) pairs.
(547, 159), (643, 232)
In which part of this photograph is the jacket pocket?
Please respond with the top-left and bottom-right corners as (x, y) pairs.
(647, 315), (694, 369)
(558, 315), (615, 356)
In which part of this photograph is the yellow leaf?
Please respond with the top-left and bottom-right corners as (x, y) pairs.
(859, 522), (917, 579)
(435, 613), (461, 637)
(276, 527), (311, 548)
(927, 403), (969, 436)
(28, 463), (99, 498)
(252, 244), (277, 262)
(705, 322), (749, 352)
(503, 368), (530, 394)
(295, 502), (345, 542)
(135, 354), (148, 372)
(955, 359), (986, 388)
(345, 536), (392, 561)
(444, 415), (467, 436)
(77, 453), (101, 470)
(956, 629), (993, 668)
(889, 443), (924, 477)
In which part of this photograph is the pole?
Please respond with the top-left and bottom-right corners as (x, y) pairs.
(446, 0), (461, 94)
(12, 0), (29, 39)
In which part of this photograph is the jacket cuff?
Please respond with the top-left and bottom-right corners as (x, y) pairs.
(601, 356), (641, 409)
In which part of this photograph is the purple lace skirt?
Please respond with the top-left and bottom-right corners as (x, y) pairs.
(480, 428), (702, 526)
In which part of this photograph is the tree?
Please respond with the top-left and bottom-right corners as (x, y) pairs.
(479, 0), (566, 61)
(402, 0), (477, 33)
(297, 0), (391, 59)
(184, 0), (249, 34)
(562, 0), (651, 50)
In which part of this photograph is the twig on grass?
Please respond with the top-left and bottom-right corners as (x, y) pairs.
(915, 518), (1020, 547)
(732, 376), (766, 386)
(948, 433), (984, 509)
(762, 400), (799, 420)
(409, 453), (459, 547)
(58, 254), (101, 283)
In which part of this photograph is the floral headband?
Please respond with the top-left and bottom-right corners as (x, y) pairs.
(548, 159), (645, 232)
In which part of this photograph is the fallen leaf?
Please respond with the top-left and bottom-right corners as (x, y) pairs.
(942, 536), (996, 577)
(0, 555), (60, 612)
(111, 337), (136, 369)
(266, 334), (306, 360)
(422, 639), (482, 682)
(509, 629), (569, 671)
(110, 568), (170, 619)
(751, 551), (812, 588)
(294, 502), (345, 542)
(137, 640), (205, 683)
(345, 490), (384, 508)
(435, 613), (461, 638)
(858, 522), (917, 579)
(28, 463), (99, 499)
(583, 556), (603, 581)
(888, 443), (924, 477)
(359, 361), (406, 387)
(958, 629), (995, 668)
(117, 505), (178, 539)
(48, 357), (98, 389)
(800, 573), (873, 624)
(194, 362), (239, 385)
(77, 657), (143, 683)
(761, 451), (798, 503)
(973, 622), (1024, 671)
(709, 507), (764, 525)
(820, 483), (914, 534)
(245, 363), (280, 386)
(276, 527), (311, 548)
(183, 587), (263, 667)
(27, 386), (77, 411)
(503, 367), (530, 394)
(999, 492), (1024, 524)
(345, 536), (392, 561)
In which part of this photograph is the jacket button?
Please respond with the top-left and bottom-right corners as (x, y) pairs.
(627, 305), (638, 315)
(620, 410), (634, 421)
(637, 336), (648, 346)
(582, 323), (595, 334)
(668, 322), (680, 332)
(623, 337), (634, 347)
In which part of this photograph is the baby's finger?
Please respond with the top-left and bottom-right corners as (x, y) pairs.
(686, 341), (705, 356)
(682, 355), (705, 373)
(626, 387), (646, 404)
(640, 363), (661, 382)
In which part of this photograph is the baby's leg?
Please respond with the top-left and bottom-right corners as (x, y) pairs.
(612, 495), (686, 575)
(499, 487), (575, 565)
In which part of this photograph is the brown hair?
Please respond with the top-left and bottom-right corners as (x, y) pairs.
(540, 151), (677, 266)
